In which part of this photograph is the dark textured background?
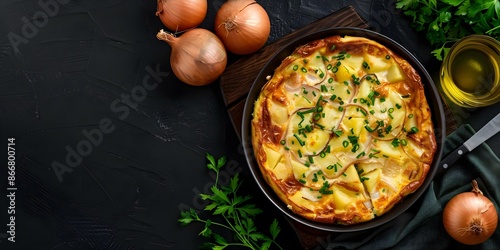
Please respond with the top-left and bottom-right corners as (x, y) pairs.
(1, 0), (499, 249)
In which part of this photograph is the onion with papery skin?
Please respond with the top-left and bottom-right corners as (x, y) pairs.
(443, 180), (498, 245)
(156, 0), (207, 32)
(214, 0), (270, 55)
(156, 29), (227, 86)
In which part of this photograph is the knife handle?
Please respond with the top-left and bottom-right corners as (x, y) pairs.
(435, 144), (469, 177)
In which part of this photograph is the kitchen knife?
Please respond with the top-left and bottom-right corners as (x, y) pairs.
(436, 113), (500, 177)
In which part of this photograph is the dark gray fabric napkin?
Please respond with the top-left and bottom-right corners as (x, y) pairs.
(325, 124), (500, 250)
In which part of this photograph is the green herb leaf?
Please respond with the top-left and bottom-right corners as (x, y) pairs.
(200, 219), (213, 237)
(261, 241), (272, 250)
(396, 0), (500, 60)
(213, 233), (228, 245)
(237, 203), (263, 217)
(211, 186), (231, 204)
(179, 153), (282, 249)
(206, 153), (217, 171)
(270, 218), (281, 240)
(179, 209), (198, 225)
(442, 0), (465, 6)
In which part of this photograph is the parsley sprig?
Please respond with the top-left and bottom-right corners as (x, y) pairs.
(179, 153), (283, 250)
(396, 0), (500, 60)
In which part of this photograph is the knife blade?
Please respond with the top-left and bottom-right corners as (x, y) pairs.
(436, 113), (500, 177)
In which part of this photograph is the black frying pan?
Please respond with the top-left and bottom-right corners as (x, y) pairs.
(241, 27), (446, 232)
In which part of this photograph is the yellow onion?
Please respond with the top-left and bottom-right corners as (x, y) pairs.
(156, 29), (227, 86)
(156, 0), (207, 32)
(214, 0), (270, 55)
(443, 180), (498, 245)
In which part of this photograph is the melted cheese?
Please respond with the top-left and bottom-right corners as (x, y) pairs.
(252, 35), (436, 225)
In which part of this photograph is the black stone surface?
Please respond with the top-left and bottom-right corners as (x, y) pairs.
(1, 0), (499, 249)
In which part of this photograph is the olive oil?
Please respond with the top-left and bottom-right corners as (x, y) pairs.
(440, 35), (500, 107)
(451, 49), (496, 93)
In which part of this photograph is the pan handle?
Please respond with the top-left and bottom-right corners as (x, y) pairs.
(435, 144), (469, 177)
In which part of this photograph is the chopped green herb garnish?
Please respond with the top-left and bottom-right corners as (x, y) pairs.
(391, 138), (401, 147)
(356, 152), (366, 159)
(319, 181), (332, 194)
(294, 134), (306, 146)
(302, 95), (312, 104)
(362, 61), (370, 69)
(351, 143), (360, 152)
(312, 173), (318, 182)
(293, 65), (299, 71)
(385, 125), (393, 134)
(410, 127), (419, 134)
(334, 130), (343, 137)
(352, 74), (360, 85)
(305, 124), (313, 133)
(308, 156), (314, 164)
(321, 85), (328, 92)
